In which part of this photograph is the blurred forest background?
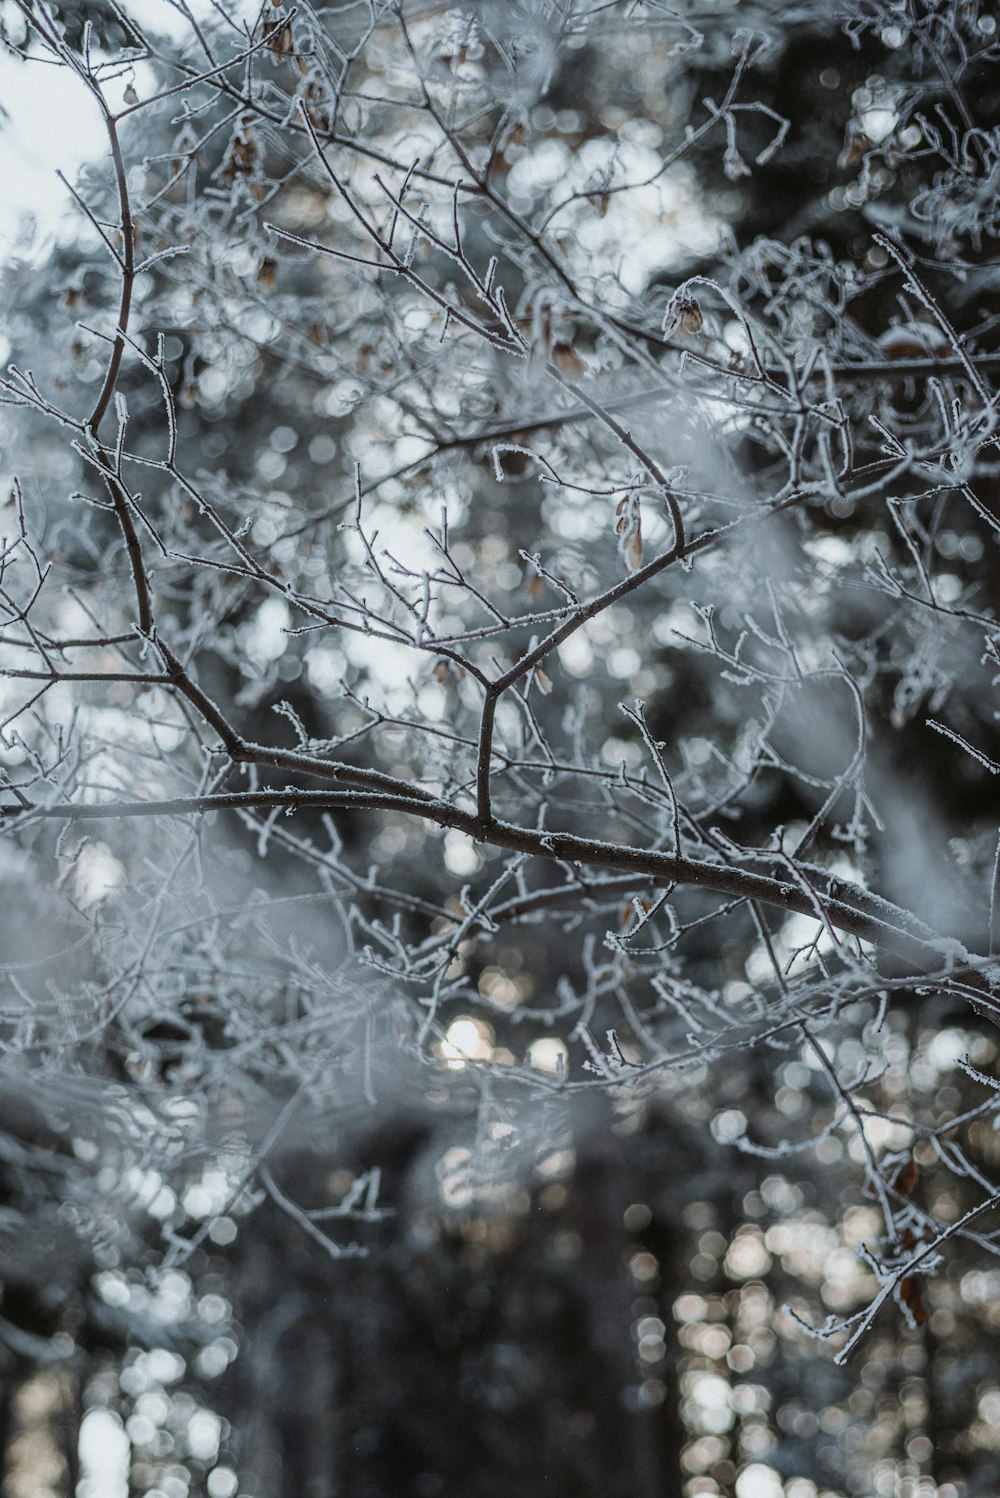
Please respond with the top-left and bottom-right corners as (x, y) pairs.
(2, 2), (1000, 1496)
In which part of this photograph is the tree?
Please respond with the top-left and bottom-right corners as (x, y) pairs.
(2, 0), (1000, 1493)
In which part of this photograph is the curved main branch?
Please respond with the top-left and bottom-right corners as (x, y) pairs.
(9, 785), (992, 1016)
